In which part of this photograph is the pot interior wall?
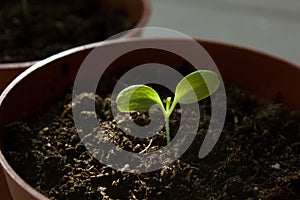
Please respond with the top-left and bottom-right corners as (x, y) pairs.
(1, 39), (300, 137)
(1, 40), (299, 129)
(201, 41), (300, 110)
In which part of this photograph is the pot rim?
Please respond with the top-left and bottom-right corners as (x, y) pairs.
(121, 0), (151, 39)
(0, 0), (151, 70)
(0, 37), (299, 200)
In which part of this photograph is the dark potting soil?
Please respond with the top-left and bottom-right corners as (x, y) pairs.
(0, 0), (135, 63)
(3, 86), (300, 200)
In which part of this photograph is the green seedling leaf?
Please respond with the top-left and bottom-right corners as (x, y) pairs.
(174, 70), (220, 104)
(115, 69), (221, 145)
(116, 85), (164, 112)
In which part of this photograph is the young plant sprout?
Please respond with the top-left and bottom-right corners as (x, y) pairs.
(116, 70), (220, 144)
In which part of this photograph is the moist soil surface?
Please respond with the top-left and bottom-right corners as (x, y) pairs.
(3, 86), (300, 200)
(0, 0), (135, 63)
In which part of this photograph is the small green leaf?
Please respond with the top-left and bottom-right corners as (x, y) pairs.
(116, 85), (164, 112)
(174, 70), (220, 104)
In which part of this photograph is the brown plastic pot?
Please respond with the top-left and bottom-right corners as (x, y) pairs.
(0, 0), (151, 93)
(0, 38), (299, 199)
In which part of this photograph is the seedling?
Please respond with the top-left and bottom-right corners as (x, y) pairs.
(116, 70), (220, 144)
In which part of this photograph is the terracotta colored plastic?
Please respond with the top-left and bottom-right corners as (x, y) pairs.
(0, 38), (299, 200)
(0, 0), (151, 93)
